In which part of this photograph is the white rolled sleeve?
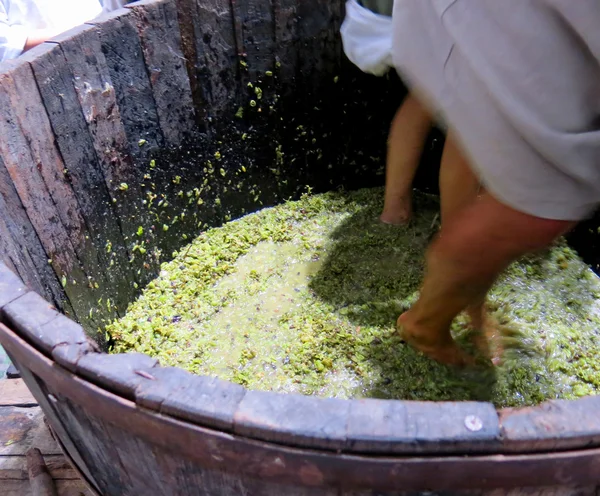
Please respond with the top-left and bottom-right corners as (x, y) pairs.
(0, 5), (28, 62)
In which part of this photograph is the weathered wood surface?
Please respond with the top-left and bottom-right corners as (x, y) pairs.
(4, 322), (600, 496)
(76, 352), (159, 399)
(27, 447), (59, 496)
(23, 41), (135, 321)
(0, 61), (101, 328)
(0, 405), (94, 496)
(234, 390), (349, 450)
(1, 479), (93, 496)
(49, 23), (157, 290)
(0, 162), (65, 309)
(230, 0), (275, 81)
(135, 366), (246, 430)
(346, 398), (501, 454)
(500, 396), (600, 453)
(190, 0), (239, 119)
(5, 354), (102, 493)
(86, 9), (165, 159)
(0, 263), (28, 308)
(126, 0), (197, 146)
(0, 379), (37, 407)
(2, 292), (88, 354)
(0, 406), (60, 457)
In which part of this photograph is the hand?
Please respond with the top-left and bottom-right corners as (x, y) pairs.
(24, 28), (63, 51)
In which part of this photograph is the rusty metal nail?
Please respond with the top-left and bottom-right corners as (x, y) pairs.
(464, 415), (483, 432)
(134, 370), (156, 380)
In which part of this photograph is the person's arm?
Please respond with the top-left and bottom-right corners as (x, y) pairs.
(0, 2), (28, 61)
(23, 27), (60, 51)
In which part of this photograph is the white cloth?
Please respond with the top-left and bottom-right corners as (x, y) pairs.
(0, 0), (102, 62)
(100, 0), (129, 14)
(393, 0), (600, 221)
(341, 0), (393, 77)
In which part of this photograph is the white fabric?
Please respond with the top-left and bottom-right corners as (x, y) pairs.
(392, 0), (600, 221)
(341, 0), (393, 77)
(0, 0), (102, 62)
(101, 0), (129, 14)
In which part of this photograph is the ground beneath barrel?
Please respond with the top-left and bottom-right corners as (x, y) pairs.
(108, 187), (600, 407)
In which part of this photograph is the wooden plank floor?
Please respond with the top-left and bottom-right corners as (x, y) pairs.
(0, 378), (94, 495)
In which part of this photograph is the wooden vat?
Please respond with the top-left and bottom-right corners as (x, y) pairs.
(0, 0), (599, 494)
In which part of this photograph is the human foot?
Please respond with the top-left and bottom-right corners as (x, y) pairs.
(396, 312), (475, 367)
(466, 305), (504, 366)
(380, 195), (412, 226)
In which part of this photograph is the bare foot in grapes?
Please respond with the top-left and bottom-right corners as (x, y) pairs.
(397, 312), (475, 367)
(380, 195), (412, 226)
(466, 305), (504, 366)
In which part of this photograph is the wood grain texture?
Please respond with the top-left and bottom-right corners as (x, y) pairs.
(500, 396), (600, 453)
(0, 480), (94, 496)
(0, 379), (36, 407)
(2, 293), (88, 354)
(191, 0), (239, 119)
(0, 151), (70, 316)
(86, 9), (165, 160)
(126, 0), (197, 146)
(230, 0), (275, 80)
(0, 61), (102, 328)
(24, 41), (135, 320)
(135, 367), (246, 430)
(51, 23), (157, 289)
(234, 390), (350, 450)
(75, 353), (159, 399)
(9, 357), (101, 493)
(5, 324), (600, 495)
(347, 398), (501, 454)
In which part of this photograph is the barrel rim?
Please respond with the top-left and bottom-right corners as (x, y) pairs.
(2, 263), (600, 460)
(0, 0), (599, 485)
(3, 318), (600, 491)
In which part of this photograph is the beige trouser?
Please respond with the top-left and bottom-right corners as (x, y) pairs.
(392, 0), (600, 221)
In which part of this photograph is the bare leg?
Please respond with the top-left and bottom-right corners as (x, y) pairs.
(398, 192), (575, 366)
(380, 93), (433, 225)
(436, 134), (498, 358)
(439, 133), (480, 225)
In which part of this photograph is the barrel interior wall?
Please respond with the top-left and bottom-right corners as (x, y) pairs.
(0, 0), (416, 343)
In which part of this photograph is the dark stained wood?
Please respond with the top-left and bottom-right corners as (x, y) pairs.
(343, 487), (600, 496)
(26, 447), (58, 496)
(136, 367), (245, 430)
(191, 0), (239, 118)
(0, 157), (68, 314)
(272, 0), (298, 87)
(126, 0), (197, 146)
(86, 9), (165, 160)
(52, 342), (97, 374)
(23, 42), (135, 320)
(230, 0), (276, 80)
(50, 24), (156, 287)
(76, 353), (159, 399)
(500, 397), (600, 453)
(173, 0), (207, 128)
(0, 61), (100, 328)
(4, 323), (600, 494)
(347, 398), (501, 455)
(234, 390), (349, 451)
(0, 263), (27, 308)
(2, 293), (88, 354)
(7, 356), (101, 493)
